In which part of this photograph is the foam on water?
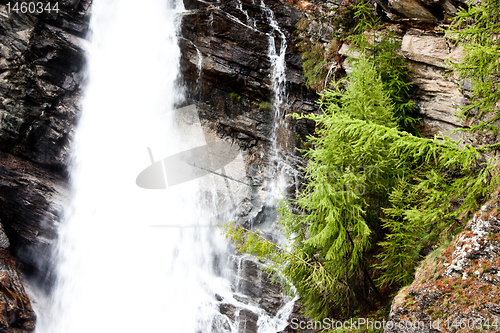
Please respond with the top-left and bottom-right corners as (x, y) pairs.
(33, 0), (295, 332)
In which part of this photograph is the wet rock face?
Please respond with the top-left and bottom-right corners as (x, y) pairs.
(0, 1), (91, 327)
(234, 257), (285, 315)
(0, 0), (90, 269)
(179, 0), (316, 239)
(386, 198), (500, 333)
(0, 1), (90, 169)
(214, 256), (290, 332)
(179, 0), (317, 153)
(180, 4), (318, 327)
(0, 152), (68, 286)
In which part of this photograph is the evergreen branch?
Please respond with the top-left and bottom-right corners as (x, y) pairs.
(219, 222), (374, 309)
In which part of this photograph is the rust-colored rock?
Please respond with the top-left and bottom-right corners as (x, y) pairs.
(0, 249), (36, 332)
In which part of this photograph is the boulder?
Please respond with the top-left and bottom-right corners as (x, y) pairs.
(388, 0), (438, 22)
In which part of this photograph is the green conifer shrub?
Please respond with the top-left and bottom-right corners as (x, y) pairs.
(297, 40), (330, 92)
(445, 0), (500, 136)
(221, 54), (498, 319)
(346, 1), (419, 133)
(297, 0), (418, 132)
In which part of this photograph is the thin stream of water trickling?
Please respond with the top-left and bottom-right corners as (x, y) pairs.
(259, 0), (290, 201)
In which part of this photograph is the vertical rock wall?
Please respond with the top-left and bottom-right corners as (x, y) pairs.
(180, 0), (317, 182)
(179, 1), (318, 330)
(0, 1), (91, 330)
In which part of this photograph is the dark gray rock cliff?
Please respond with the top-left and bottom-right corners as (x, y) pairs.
(179, 0), (318, 329)
(0, 0), (90, 330)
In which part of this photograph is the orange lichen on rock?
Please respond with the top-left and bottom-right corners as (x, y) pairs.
(387, 197), (500, 332)
(296, 0), (314, 11)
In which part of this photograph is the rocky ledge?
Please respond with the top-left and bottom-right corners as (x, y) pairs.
(387, 197), (500, 333)
(179, 0), (317, 168)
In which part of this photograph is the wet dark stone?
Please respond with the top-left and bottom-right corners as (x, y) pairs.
(237, 309), (259, 333)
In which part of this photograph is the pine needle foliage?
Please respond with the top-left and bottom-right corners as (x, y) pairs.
(219, 222), (357, 319)
(346, 1), (419, 133)
(445, 0), (500, 135)
(299, 41), (330, 92)
(296, 0), (418, 132)
(295, 99), (496, 289)
(321, 57), (396, 127)
(220, 54), (498, 319)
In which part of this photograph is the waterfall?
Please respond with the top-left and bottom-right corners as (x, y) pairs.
(261, 0), (287, 122)
(259, 0), (291, 204)
(32, 0), (297, 332)
(196, 47), (203, 85)
(31, 0), (300, 333)
(236, 0), (254, 26)
(34, 0), (230, 332)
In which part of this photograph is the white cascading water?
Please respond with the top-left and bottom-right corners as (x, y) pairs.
(34, 0), (295, 332)
(259, 0), (292, 205)
(35, 0), (228, 332)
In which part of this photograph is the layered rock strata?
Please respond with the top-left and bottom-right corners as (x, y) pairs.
(180, 0), (317, 205)
(0, 0), (91, 329)
(298, 0), (468, 139)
